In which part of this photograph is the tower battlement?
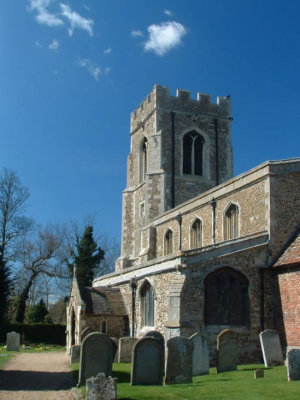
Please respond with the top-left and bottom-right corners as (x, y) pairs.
(131, 85), (231, 132)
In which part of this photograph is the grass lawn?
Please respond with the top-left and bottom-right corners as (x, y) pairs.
(74, 363), (300, 400)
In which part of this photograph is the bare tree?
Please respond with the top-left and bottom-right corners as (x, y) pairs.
(0, 168), (31, 325)
(15, 225), (64, 323)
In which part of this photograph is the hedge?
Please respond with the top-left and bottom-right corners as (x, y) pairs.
(0, 323), (66, 345)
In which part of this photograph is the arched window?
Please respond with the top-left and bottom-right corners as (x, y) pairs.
(164, 229), (173, 256)
(224, 204), (239, 240)
(183, 131), (204, 176)
(101, 320), (107, 334)
(205, 267), (250, 326)
(139, 137), (148, 183)
(191, 218), (202, 249)
(140, 281), (154, 327)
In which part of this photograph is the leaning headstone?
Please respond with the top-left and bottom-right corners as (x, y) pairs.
(81, 327), (94, 342)
(259, 329), (283, 367)
(131, 337), (164, 385)
(254, 369), (264, 379)
(165, 336), (193, 384)
(118, 337), (138, 363)
(287, 349), (300, 381)
(6, 331), (20, 352)
(86, 372), (117, 400)
(110, 337), (119, 363)
(217, 329), (238, 373)
(70, 345), (81, 364)
(78, 333), (114, 386)
(189, 333), (209, 376)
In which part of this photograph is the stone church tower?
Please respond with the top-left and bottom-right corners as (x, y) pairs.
(118, 85), (233, 270)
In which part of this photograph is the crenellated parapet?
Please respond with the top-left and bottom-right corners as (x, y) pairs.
(130, 84), (231, 132)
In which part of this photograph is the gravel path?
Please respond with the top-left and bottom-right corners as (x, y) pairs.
(0, 351), (76, 400)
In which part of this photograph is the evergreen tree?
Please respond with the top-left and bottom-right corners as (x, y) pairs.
(70, 226), (105, 289)
(27, 298), (48, 323)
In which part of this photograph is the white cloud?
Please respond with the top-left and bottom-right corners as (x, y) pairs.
(48, 39), (59, 50)
(104, 48), (112, 54)
(144, 21), (187, 56)
(104, 67), (111, 74)
(77, 58), (101, 80)
(131, 30), (143, 38)
(60, 4), (93, 36)
(164, 9), (174, 17)
(35, 40), (42, 47)
(29, 0), (64, 27)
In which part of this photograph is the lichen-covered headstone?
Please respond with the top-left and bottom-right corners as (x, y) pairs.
(6, 331), (20, 352)
(118, 337), (138, 363)
(189, 333), (209, 376)
(86, 373), (117, 400)
(165, 336), (193, 384)
(131, 337), (164, 385)
(217, 329), (238, 373)
(70, 345), (81, 364)
(78, 333), (114, 386)
(259, 329), (283, 367)
(287, 349), (300, 381)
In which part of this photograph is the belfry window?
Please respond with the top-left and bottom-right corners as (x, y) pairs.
(164, 229), (173, 256)
(205, 267), (250, 326)
(191, 218), (202, 249)
(141, 281), (154, 327)
(139, 137), (148, 183)
(224, 204), (239, 240)
(183, 131), (204, 176)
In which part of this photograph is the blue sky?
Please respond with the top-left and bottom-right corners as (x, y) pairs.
(1, 0), (299, 244)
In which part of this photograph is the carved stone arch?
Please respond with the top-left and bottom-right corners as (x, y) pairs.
(223, 202), (240, 240)
(139, 278), (155, 327)
(204, 266), (250, 327)
(180, 126), (210, 179)
(137, 277), (157, 300)
(189, 216), (203, 249)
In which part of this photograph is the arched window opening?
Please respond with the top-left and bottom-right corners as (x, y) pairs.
(224, 204), (239, 240)
(183, 131), (204, 176)
(205, 267), (250, 326)
(101, 320), (107, 334)
(140, 281), (154, 327)
(191, 219), (202, 249)
(139, 137), (148, 183)
(164, 229), (173, 256)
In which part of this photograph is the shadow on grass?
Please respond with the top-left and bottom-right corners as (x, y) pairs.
(0, 370), (76, 391)
(113, 369), (131, 383)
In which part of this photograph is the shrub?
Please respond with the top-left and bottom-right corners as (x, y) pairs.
(0, 323), (66, 345)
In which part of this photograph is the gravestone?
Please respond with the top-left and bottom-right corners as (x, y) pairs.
(144, 330), (165, 373)
(81, 327), (94, 342)
(259, 329), (283, 367)
(86, 372), (117, 400)
(165, 336), (193, 384)
(189, 333), (209, 376)
(110, 337), (119, 363)
(78, 332), (114, 386)
(70, 345), (81, 364)
(118, 337), (138, 363)
(254, 369), (264, 379)
(287, 349), (300, 381)
(131, 337), (164, 385)
(6, 331), (20, 352)
(217, 329), (238, 373)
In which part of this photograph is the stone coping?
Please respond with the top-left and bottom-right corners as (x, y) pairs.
(93, 231), (269, 287)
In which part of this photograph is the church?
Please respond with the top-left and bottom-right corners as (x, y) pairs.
(67, 85), (300, 363)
